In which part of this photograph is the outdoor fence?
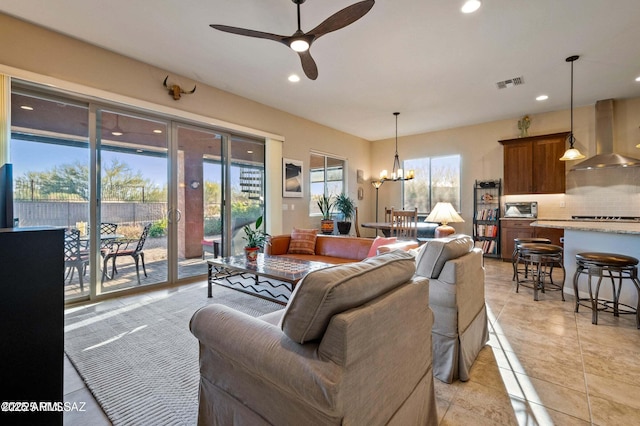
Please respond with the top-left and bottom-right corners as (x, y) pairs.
(14, 180), (150, 202)
(15, 201), (167, 228)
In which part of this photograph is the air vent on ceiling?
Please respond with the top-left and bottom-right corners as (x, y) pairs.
(496, 76), (524, 89)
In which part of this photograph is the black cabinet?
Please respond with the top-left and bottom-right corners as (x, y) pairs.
(0, 227), (64, 425)
(473, 180), (501, 257)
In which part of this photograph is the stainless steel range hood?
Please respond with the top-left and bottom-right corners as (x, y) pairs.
(570, 99), (640, 170)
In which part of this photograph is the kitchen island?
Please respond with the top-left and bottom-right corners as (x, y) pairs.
(532, 220), (640, 308)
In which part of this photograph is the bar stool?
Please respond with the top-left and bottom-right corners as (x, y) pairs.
(573, 252), (640, 329)
(516, 243), (565, 301)
(512, 237), (552, 281)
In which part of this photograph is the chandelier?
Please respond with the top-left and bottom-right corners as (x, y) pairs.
(378, 112), (415, 181)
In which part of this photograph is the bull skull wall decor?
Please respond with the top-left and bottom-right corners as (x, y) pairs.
(163, 76), (196, 100)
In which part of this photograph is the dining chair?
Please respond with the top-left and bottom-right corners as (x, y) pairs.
(354, 206), (361, 237)
(390, 208), (418, 240)
(101, 223), (151, 285)
(384, 206), (394, 223)
(64, 228), (90, 291)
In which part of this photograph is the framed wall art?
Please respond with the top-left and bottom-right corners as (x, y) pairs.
(282, 158), (303, 198)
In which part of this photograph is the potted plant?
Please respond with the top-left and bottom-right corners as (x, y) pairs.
(242, 215), (268, 261)
(335, 192), (355, 235)
(316, 194), (335, 235)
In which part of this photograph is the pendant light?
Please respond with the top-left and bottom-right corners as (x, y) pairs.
(378, 112), (415, 181)
(559, 55), (586, 161)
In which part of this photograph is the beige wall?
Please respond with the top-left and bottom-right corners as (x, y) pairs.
(2, 12), (639, 237)
(0, 13), (371, 234)
(372, 100), (640, 236)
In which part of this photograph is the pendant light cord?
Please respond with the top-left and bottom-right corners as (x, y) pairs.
(559, 55), (585, 161)
(393, 112), (400, 173)
(566, 55), (579, 148)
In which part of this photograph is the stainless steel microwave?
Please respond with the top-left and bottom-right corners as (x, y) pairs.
(504, 201), (538, 218)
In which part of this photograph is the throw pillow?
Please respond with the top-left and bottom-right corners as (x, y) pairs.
(280, 250), (416, 344)
(287, 228), (318, 255)
(366, 236), (397, 258)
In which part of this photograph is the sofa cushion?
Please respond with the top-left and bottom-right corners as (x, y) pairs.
(366, 236), (397, 257)
(287, 228), (318, 255)
(280, 250), (416, 344)
(415, 234), (474, 279)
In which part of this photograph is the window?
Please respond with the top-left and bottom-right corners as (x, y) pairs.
(403, 154), (461, 213)
(309, 153), (345, 215)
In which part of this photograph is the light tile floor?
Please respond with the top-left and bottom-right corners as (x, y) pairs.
(64, 258), (640, 425)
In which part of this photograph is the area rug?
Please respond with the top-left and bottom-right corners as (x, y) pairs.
(64, 282), (284, 426)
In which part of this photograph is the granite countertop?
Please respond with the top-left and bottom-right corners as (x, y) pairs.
(532, 220), (640, 235)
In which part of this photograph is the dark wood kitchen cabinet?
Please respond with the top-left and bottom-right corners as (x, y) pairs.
(501, 219), (534, 261)
(500, 132), (569, 195)
(500, 219), (564, 261)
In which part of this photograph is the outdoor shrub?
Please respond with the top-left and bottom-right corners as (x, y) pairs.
(149, 218), (167, 238)
(204, 216), (222, 236)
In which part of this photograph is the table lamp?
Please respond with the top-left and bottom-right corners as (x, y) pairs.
(425, 202), (464, 238)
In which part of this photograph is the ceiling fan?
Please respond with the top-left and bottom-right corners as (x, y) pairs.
(210, 0), (375, 80)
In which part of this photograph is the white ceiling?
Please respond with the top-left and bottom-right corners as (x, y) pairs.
(3, 0), (640, 141)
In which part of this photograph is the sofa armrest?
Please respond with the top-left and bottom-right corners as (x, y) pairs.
(190, 304), (341, 411)
(376, 240), (419, 255)
(430, 248), (485, 333)
(265, 234), (291, 255)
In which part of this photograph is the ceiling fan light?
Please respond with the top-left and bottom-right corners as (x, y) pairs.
(461, 0), (481, 13)
(290, 39), (309, 52)
(559, 148), (586, 161)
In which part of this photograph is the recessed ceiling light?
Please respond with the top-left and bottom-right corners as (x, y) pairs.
(288, 74), (301, 83)
(153, 129), (163, 134)
(20, 105), (34, 110)
(461, 0), (481, 13)
(635, 76), (640, 82)
(536, 95), (549, 101)
(247, 150), (254, 154)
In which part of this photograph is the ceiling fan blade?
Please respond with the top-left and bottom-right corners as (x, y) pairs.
(298, 50), (318, 80)
(307, 0), (375, 40)
(210, 24), (286, 43)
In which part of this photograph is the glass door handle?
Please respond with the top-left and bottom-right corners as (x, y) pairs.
(167, 209), (182, 223)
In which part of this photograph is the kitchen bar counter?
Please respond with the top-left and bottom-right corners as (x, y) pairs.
(529, 220), (640, 308)
(532, 220), (640, 235)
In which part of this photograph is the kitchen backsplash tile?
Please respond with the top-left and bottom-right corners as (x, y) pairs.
(566, 167), (640, 217)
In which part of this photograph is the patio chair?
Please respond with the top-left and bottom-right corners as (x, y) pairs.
(101, 223), (151, 285)
(64, 228), (90, 292)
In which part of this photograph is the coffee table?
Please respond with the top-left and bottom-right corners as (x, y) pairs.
(207, 253), (333, 304)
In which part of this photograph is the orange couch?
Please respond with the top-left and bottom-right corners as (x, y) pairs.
(265, 234), (418, 264)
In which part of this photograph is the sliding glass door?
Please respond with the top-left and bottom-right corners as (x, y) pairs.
(10, 89), (90, 302)
(174, 124), (222, 280)
(97, 109), (169, 293)
(227, 135), (265, 255)
(10, 80), (266, 302)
